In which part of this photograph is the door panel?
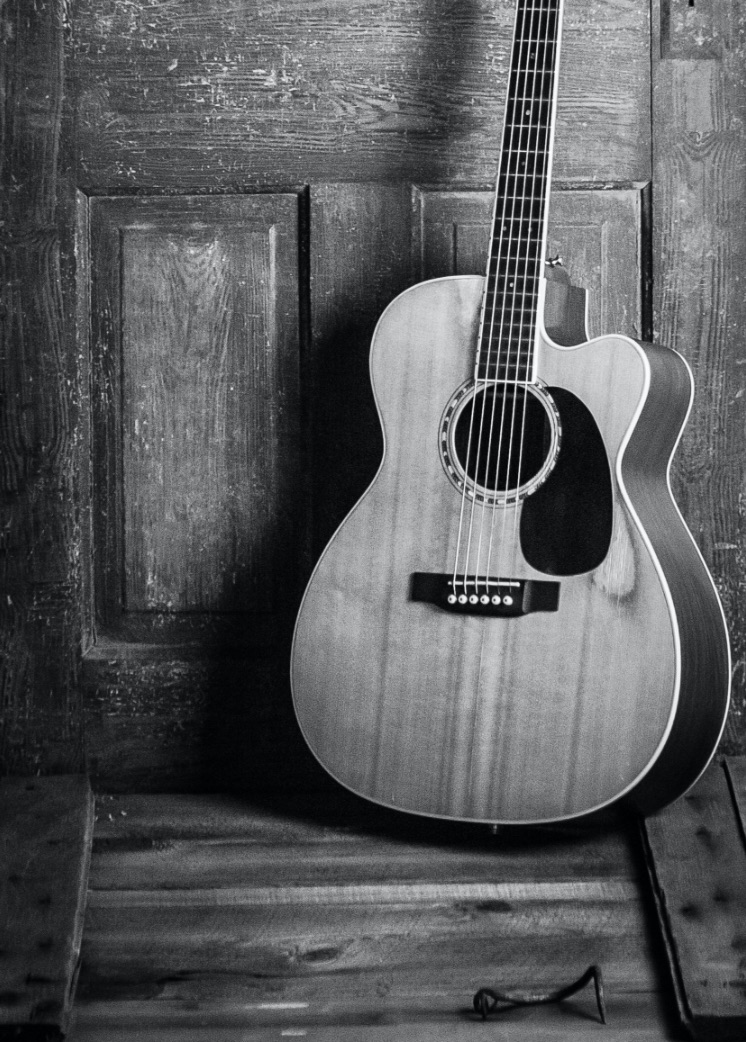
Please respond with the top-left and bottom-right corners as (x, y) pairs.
(88, 194), (301, 646)
(414, 186), (650, 340)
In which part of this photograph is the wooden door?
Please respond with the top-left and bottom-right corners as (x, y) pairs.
(1, 0), (655, 790)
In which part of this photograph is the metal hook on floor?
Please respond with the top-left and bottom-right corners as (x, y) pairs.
(473, 963), (606, 1024)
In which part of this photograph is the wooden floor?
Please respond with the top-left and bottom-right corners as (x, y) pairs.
(68, 792), (685, 1041)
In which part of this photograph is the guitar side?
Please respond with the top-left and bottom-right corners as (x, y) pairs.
(290, 275), (730, 823)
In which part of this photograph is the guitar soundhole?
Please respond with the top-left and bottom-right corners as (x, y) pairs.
(441, 382), (560, 505)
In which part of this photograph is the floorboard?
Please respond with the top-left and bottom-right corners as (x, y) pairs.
(0, 775), (94, 1040)
(68, 792), (682, 1040)
(641, 756), (746, 1042)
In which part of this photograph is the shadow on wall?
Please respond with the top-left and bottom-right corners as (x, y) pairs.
(203, 0), (487, 801)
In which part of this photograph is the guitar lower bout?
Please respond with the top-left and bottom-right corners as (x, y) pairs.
(291, 274), (730, 824)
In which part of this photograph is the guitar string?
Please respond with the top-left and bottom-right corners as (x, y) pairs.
(479, 0), (555, 591)
(462, 0), (542, 595)
(451, 0), (556, 595)
(494, 0), (560, 584)
(486, 0), (551, 588)
(449, 0), (525, 597)
(466, 0), (556, 808)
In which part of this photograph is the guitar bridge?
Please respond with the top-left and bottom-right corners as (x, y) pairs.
(410, 573), (560, 617)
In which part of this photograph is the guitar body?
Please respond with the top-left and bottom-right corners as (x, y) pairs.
(291, 276), (730, 823)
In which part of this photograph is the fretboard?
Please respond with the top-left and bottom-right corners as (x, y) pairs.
(477, 0), (563, 383)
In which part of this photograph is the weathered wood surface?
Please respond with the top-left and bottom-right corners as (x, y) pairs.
(641, 756), (746, 1041)
(73, 0), (650, 189)
(0, 0), (84, 774)
(652, 0), (746, 751)
(414, 185), (650, 338)
(88, 193), (302, 638)
(0, 776), (94, 1038)
(71, 793), (676, 1040)
(66, 1008), (679, 1042)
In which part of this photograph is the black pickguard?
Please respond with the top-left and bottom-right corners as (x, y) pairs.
(520, 386), (613, 576)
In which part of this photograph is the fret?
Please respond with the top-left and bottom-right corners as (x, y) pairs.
(507, 95), (553, 104)
(483, 304), (537, 320)
(480, 329), (538, 344)
(498, 165), (550, 180)
(483, 289), (540, 305)
(496, 190), (548, 201)
(489, 230), (544, 240)
(492, 218), (542, 230)
(479, 342), (536, 356)
(484, 271), (540, 286)
(495, 190), (548, 206)
(477, 346), (534, 355)
(482, 304), (539, 316)
(477, 357), (535, 375)
(475, 361), (533, 382)
(483, 277), (540, 292)
(478, 358), (536, 372)
(483, 305), (539, 321)
(477, 348), (535, 362)
(486, 246), (544, 262)
(484, 282), (541, 298)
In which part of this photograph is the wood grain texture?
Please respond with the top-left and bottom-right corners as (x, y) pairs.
(642, 757), (746, 1041)
(0, 0), (84, 774)
(89, 194), (301, 636)
(64, 1009), (683, 1042)
(0, 775), (94, 1036)
(292, 274), (728, 822)
(73, 793), (671, 1039)
(72, 0), (650, 189)
(88, 792), (639, 890)
(652, 1), (746, 752)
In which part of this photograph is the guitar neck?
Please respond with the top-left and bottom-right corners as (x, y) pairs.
(477, 0), (564, 382)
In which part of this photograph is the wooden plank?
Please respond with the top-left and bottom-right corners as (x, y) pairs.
(75, 795), (668, 1037)
(651, 0), (746, 749)
(641, 757), (746, 1041)
(71, 993), (675, 1042)
(87, 793), (639, 893)
(0, 775), (94, 1039)
(73, 0), (650, 189)
(0, 0), (83, 774)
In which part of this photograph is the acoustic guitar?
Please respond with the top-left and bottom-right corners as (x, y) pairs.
(291, 0), (731, 823)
